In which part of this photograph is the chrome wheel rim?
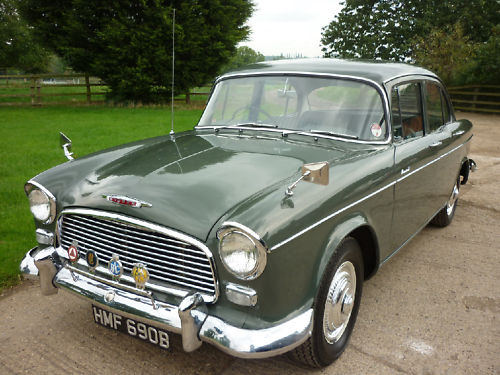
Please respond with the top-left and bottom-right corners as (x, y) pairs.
(446, 181), (459, 216)
(323, 261), (356, 344)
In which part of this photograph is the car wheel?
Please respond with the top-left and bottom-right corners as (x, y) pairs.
(431, 176), (460, 227)
(290, 237), (364, 367)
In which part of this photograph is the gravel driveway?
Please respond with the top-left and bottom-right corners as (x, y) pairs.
(1, 112), (499, 375)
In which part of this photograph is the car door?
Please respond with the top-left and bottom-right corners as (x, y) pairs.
(390, 80), (445, 250)
(421, 80), (458, 208)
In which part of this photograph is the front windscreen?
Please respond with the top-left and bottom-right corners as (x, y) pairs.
(198, 75), (386, 141)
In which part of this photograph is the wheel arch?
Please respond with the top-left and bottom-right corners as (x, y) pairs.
(316, 215), (380, 289)
(460, 157), (470, 185)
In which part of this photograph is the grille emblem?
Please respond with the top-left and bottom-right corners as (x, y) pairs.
(102, 194), (152, 208)
(108, 253), (123, 281)
(131, 263), (150, 290)
(86, 250), (99, 272)
(67, 240), (79, 263)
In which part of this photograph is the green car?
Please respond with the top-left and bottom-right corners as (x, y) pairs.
(20, 59), (475, 367)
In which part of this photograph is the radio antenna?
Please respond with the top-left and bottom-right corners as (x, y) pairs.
(170, 8), (176, 136)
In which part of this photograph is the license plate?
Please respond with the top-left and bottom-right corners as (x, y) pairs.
(92, 305), (170, 350)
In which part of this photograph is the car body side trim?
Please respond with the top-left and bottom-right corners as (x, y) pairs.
(270, 138), (470, 252)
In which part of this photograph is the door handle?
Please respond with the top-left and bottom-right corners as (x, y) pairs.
(401, 167), (411, 175)
(453, 130), (465, 136)
(429, 141), (442, 148)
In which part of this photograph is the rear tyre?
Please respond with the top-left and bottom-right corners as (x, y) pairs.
(290, 237), (364, 367)
(431, 177), (460, 227)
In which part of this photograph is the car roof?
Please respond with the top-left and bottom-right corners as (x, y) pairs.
(222, 58), (438, 85)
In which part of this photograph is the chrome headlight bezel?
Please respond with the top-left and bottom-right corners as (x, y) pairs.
(24, 181), (57, 224)
(217, 222), (268, 280)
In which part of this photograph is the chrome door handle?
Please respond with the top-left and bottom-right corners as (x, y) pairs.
(429, 141), (442, 148)
(401, 167), (411, 175)
(453, 130), (465, 136)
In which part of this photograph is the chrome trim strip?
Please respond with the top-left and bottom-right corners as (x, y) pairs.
(74, 256), (202, 299)
(57, 208), (219, 303)
(395, 139), (469, 184)
(270, 180), (397, 252)
(382, 73), (440, 85)
(198, 71), (392, 145)
(66, 264), (159, 309)
(270, 139), (469, 251)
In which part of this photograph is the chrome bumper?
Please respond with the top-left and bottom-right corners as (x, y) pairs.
(20, 247), (313, 359)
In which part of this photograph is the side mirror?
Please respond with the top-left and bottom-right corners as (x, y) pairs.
(286, 161), (329, 196)
(302, 162), (329, 185)
(60, 132), (74, 160)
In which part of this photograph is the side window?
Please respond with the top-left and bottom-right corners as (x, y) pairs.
(425, 82), (445, 132)
(391, 82), (423, 141)
(441, 90), (451, 124)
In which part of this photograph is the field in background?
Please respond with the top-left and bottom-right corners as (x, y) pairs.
(0, 74), (211, 106)
(0, 106), (203, 290)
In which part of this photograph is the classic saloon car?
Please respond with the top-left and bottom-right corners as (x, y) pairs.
(20, 59), (475, 367)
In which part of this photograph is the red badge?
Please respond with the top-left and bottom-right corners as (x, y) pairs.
(67, 242), (79, 263)
(370, 123), (382, 138)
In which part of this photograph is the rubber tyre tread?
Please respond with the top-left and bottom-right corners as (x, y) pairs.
(289, 237), (364, 368)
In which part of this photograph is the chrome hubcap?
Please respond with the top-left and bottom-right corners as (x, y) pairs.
(323, 261), (356, 344)
(446, 181), (459, 216)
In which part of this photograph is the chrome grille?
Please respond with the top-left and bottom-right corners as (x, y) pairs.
(59, 212), (217, 298)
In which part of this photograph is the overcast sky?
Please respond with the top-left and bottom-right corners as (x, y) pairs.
(239, 0), (343, 58)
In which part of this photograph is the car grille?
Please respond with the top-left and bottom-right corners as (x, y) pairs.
(58, 212), (217, 298)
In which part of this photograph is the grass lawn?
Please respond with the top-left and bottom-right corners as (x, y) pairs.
(0, 105), (203, 290)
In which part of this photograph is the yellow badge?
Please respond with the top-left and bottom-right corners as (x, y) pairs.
(131, 263), (149, 290)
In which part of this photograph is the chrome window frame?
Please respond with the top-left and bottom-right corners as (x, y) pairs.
(196, 72), (392, 145)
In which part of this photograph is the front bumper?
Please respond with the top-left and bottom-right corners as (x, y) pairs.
(20, 247), (313, 359)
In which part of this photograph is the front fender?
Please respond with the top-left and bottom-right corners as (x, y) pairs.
(314, 213), (377, 290)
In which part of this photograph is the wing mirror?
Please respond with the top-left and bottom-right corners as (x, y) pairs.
(60, 132), (74, 161)
(285, 162), (329, 196)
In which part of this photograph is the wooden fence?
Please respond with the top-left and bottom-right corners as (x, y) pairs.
(0, 73), (106, 106)
(448, 85), (500, 114)
(0, 73), (210, 106)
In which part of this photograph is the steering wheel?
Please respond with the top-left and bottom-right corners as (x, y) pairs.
(225, 105), (276, 125)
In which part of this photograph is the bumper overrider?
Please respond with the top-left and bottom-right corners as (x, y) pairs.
(20, 246), (313, 358)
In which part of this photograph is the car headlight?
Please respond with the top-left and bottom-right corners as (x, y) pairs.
(217, 222), (267, 280)
(24, 182), (56, 224)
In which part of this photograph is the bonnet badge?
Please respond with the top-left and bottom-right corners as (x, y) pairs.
(102, 194), (152, 208)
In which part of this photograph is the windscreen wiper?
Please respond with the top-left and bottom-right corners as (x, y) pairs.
(234, 122), (278, 128)
(309, 129), (359, 140)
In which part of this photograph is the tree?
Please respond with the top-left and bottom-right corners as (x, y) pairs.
(0, 0), (50, 73)
(321, 0), (500, 61)
(460, 25), (500, 85)
(219, 46), (264, 73)
(411, 23), (476, 85)
(19, 0), (254, 102)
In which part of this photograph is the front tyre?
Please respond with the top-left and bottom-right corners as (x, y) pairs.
(290, 237), (364, 367)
